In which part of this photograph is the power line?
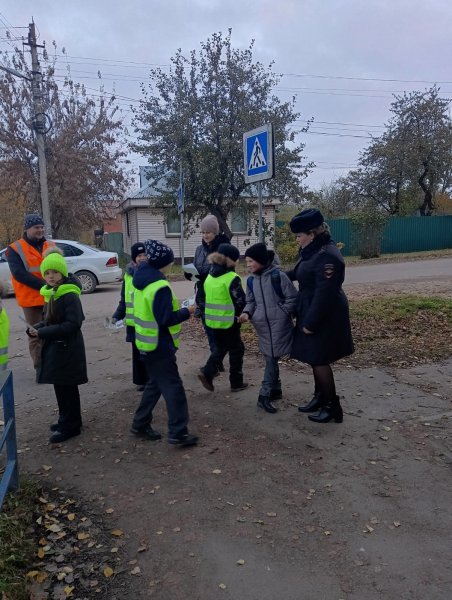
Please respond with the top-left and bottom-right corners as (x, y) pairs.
(281, 72), (452, 85)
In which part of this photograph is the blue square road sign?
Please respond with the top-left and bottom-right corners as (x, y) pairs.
(243, 123), (274, 183)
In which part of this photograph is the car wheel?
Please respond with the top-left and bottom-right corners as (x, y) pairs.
(75, 270), (97, 294)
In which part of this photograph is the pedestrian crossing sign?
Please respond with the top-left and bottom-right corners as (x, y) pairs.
(243, 123), (274, 183)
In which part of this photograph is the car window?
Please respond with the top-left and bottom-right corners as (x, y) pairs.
(56, 243), (83, 257)
(75, 242), (101, 253)
(0, 250), (6, 262)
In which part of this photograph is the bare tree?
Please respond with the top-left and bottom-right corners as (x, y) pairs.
(0, 46), (129, 237)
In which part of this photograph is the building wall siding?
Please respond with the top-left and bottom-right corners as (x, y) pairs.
(121, 206), (276, 259)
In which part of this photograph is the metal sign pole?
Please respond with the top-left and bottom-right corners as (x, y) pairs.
(180, 211), (184, 266)
(243, 123), (274, 244)
(258, 181), (263, 242)
(179, 163), (184, 266)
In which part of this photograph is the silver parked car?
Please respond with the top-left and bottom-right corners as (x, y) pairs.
(0, 239), (123, 295)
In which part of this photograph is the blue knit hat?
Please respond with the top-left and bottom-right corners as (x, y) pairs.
(24, 214), (44, 230)
(143, 239), (174, 269)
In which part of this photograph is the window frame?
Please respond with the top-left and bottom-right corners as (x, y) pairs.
(230, 207), (248, 234)
(164, 211), (182, 237)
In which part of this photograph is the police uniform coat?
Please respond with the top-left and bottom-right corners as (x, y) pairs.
(287, 233), (354, 365)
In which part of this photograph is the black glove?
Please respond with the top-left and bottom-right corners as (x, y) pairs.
(184, 272), (193, 281)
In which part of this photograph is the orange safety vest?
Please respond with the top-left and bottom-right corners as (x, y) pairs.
(9, 239), (55, 307)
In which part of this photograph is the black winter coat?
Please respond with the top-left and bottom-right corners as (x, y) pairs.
(36, 277), (88, 385)
(287, 233), (354, 366)
(193, 233), (231, 311)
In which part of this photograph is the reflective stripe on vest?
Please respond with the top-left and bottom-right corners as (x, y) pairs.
(0, 308), (9, 370)
(134, 279), (181, 352)
(124, 272), (135, 326)
(204, 271), (237, 329)
(10, 239), (55, 307)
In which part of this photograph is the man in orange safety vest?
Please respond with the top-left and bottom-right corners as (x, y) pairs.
(6, 214), (54, 368)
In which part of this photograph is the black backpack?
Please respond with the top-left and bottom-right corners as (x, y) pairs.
(246, 269), (284, 300)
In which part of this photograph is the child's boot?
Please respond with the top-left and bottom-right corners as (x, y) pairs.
(257, 395), (277, 414)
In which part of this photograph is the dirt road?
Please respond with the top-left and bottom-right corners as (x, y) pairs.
(3, 276), (452, 600)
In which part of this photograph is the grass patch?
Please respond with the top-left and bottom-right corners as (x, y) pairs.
(344, 248), (452, 266)
(349, 295), (452, 367)
(351, 296), (452, 323)
(0, 479), (41, 600)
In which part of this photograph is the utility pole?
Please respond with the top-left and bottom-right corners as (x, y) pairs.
(25, 22), (52, 237)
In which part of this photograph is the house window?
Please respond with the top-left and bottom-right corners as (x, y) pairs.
(165, 211), (181, 237)
(231, 208), (248, 234)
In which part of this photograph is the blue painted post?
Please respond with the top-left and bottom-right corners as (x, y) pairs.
(0, 371), (19, 508)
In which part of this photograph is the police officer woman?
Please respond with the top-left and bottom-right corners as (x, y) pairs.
(287, 209), (354, 423)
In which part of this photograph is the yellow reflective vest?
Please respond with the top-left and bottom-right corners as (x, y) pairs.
(124, 272), (135, 326)
(204, 271), (237, 329)
(0, 307), (9, 371)
(134, 280), (181, 352)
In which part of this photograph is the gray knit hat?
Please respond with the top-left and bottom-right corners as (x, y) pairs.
(200, 214), (219, 235)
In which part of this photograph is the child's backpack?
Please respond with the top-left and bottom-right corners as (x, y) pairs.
(247, 269), (284, 300)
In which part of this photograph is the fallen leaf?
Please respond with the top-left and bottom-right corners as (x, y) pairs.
(173, 527), (181, 532)
(130, 566), (141, 575)
(236, 559), (245, 565)
(266, 512), (277, 517)
(47, 524), (61, 533)
(137, 544), (148, 553)
(111, 529), (124, 537)
(219, 583), (227, 589)
(64, 585), (74, 596)
(212, 469), (222, 475)
(105, 508), (114, 514)
(77, 532), (90, 540)
(42, 465), (52, 471)
(26, 570), (40, 579)
(67, 513), (75, 521)
(103, 566), (114, 578)
(393, 521), (401, 527)
(37, 548), (45, 559)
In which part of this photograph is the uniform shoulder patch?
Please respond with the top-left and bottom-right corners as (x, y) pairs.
(323, 263), (335, 279)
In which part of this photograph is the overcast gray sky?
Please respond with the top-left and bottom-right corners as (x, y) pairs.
(1, 0), (451, 191)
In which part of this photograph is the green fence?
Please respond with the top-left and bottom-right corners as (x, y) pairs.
(103, 232), (124, 257)
(327, 216), (452, 256)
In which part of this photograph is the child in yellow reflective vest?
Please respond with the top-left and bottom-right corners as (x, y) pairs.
(111, 242), (149, 390)
(130, 239), (198, 447)
(198, 243), (247, 393)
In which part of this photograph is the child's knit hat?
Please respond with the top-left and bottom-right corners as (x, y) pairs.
(244, 243), (269, 266)
(143, 239), (174, 269)
(217, 243), (240, 263)
(40, 248), (68, 277)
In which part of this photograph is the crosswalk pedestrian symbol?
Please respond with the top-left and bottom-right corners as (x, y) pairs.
(248, 137), (267, 170)
(243, 123), (274, 183)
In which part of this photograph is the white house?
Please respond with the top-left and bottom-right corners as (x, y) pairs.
(119, 168), (280, 260)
